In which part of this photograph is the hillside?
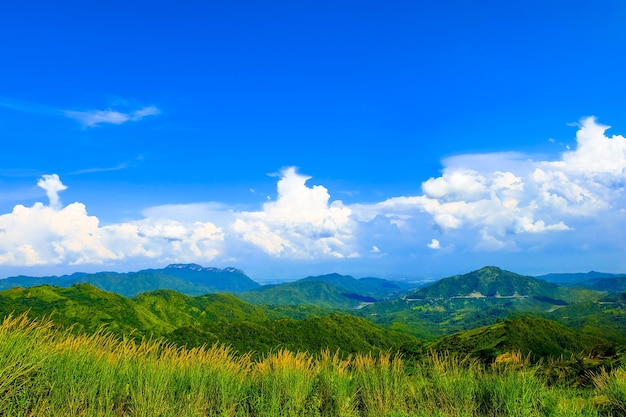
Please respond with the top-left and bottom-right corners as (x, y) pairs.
(546, 292), (626, 344)
(357, 266), (603, 339)
(235, 280), (369, 309)
(298, 273), (416, 299)
(0, 284), (420, 356)
(167, 313), (419, 356)
(0, 284), (168, 336)
(407, 266), (594, 303)
(430, 316), (613, 362)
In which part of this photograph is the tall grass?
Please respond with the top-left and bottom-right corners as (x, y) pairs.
(0, 313), (624, 416)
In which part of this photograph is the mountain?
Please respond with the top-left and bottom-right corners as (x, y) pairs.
(235, 280), (366, 309)
(406, 266), (595, 304)
(298, 273), (416, 299)
(545, 292), (626, 344)
(0, 283), (420, 357)
(536, 271), (624, 285)
(356, 266), (602, 340)
(0, 264), (260, 296)
(430, 316), (613, 362)
(167, 314), (419, 357)
(580, 276), (626, 293)
(0, 283), (168, 336)
(152, 264), (260, 292)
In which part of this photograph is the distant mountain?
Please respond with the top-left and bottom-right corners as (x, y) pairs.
(581, 276), (626, 293)
(407, 266), (593, 304)
(536, 271), (625, 286)
(153, 264), (260, 292)
(356, 266), (602, 340)
(430, 317), (613, 362)
(0, 264), (260, 296)
(298, 273), (416, 299)
(235, 280), (367, 309)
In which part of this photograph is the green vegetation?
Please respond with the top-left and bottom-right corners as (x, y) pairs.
(546, 292), (626, 344)
(406, 266), (598, 303)
(3, 313), (626, 416)
(356, 266), (606, 340)
(3, 264), (626, 415)
(236, 280), (373, 309)
(430, 317), (614, 362)
(0, 284), (419, 357)
(297, 273), (416, 299)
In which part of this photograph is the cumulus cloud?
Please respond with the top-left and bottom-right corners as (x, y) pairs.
(1, 118), (625, 272)
(352, 117), (623, 253)
(37, 174), (67, 208)
(427, 239), (441, 250)
(0, 176), (223, 267)
(64, 105), (160, 127)
(231, 167), (358, 259)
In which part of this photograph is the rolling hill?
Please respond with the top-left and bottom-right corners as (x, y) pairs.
(235, 280), (373, 309)
(0, 283), (421, 357)
(407, 266), (595, 303)
(356, 266), (604, 339)
(430, 316), (613, 362)
(298, 273), (416, 299)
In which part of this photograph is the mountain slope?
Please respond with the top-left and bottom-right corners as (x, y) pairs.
(407, 266), (596, 304)
(357, 266), (603, 340)
(430, 317), (613, 362)
(0, 284), (421, 357)
(298, 273), (415, 299)
(546, 292), (626, 344)
(0, 284), (168, 336)
(235, 280), (368, 309)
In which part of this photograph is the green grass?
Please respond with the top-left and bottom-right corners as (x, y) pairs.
(2, 313), (626, 416)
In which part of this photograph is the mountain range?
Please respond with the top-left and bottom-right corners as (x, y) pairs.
(0, 264), (260, 296)
(1, 263), (625, 362)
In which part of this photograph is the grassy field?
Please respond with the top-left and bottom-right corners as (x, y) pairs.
(1, 313), (625, 417)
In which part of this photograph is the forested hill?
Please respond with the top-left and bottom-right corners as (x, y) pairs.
(0, 283), (419, 357)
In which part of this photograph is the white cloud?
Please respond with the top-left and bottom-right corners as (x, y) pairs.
(352, 117), (625, 252)
(64, 105), (160, 127)
(231, 167), (358, 259)
(427, 239), (440, 250)
(1, 118), (625, 273)
(0, 176), (223, 267)
(37, 174), (67, 209)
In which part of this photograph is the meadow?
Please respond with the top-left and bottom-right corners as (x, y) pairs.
(2, 313), (626, 417)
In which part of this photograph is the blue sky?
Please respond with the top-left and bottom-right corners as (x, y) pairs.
(1, 0), (626, 281)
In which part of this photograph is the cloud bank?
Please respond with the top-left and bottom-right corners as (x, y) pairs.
(1, 117), (625, 274)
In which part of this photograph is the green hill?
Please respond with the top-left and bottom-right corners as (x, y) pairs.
(167, 313), (419, 356)
(0, 284), (167, 336)
(0, 284), (421, 357)
(546, 292), (626, 344)
(134, 290), (269, 327)
(430, 316), (613, 362)
(356, 266), (602, 340)
(408, 266), (593, 303)
(235, 280), (367, 309)
(298, 273), (415, 299)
